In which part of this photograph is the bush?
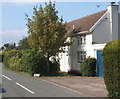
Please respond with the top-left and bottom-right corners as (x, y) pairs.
(3, 49), (60, 76)
(49, 61), (60, 74)
(102, 40), (120, 98)
(3, 50), (21, 68)
(80, 57), (96, 76)
(20, 50), (47, 75)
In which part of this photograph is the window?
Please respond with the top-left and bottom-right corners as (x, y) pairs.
(77, 35), (86, 45)
(77, 51), (86, 63)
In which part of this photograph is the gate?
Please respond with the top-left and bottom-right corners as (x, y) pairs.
(97, 50), (103, 77)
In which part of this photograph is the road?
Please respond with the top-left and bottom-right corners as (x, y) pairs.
(0, 63), (86, 97)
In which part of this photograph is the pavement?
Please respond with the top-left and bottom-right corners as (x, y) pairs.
(41, 77), (108, 97)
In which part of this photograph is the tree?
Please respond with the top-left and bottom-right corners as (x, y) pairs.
(18, 37), (30, 50)
(3, 43), (16, 51)
(0, 46), (4, 51)
(26, 2), (70, 74)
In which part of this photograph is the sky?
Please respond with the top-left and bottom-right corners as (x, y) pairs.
(0, 0), (119, 47)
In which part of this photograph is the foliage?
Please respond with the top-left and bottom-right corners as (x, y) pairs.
(25, 1), (71, 73)
(3, 50), (21, 67)
(18, 37), (31, 50)
(49, 60), (60, 74)
(20, 50), (47, 75)
(102, 40), (120, 98)
(3, 49), (60, 76)
(80, 57), (96, 76)
(3, 43), (16, 51)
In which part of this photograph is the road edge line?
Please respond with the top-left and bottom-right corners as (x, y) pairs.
(16, 82), (35, 94)
(2, 75), (11, 80)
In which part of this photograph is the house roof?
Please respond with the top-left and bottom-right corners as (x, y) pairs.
(66, 10), (107, 36)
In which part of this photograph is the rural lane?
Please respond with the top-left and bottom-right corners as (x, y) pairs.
(0, 63), (86, 97)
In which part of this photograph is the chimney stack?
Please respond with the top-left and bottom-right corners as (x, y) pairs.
(108, 2), (119, 41)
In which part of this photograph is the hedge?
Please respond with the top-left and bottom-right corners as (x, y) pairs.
(80, 57), (96, 76)
(3, 50), (60, 76)
(102, 40), (120, 98)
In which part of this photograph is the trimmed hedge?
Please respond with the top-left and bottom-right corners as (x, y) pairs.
(80, 57), (96, 76)
(102, 40), (120, 98)
(3, 50), (60, 76)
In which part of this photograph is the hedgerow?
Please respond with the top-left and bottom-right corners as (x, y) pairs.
(102, 40), (120, 98)
(3, 50), (59, 76)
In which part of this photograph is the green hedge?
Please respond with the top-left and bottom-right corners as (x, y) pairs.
(3, 50), (60, 76)
(3, 50), (21, 68)
(80, 57), (96, 76)
(102, 40), (120, 98)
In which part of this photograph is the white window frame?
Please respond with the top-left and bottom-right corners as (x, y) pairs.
(77, 35), (86, 46)
(77, 51), (86, 63)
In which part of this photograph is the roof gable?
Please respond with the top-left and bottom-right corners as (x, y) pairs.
(66, 10), (107, 36)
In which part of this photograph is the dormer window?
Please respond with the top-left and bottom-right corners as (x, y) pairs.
(77, 35), (86, 46)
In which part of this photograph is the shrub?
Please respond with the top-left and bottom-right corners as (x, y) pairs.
(3, 49), (60, 76)
(102, 40), (120, 98)
(20, 50), (47, 75)
(80, 57), (96, 76)
(3, 50), (21, 68)
(49, 60), (60, 74)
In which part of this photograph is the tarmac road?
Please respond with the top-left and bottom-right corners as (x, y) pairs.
(0, 63), (86, 97)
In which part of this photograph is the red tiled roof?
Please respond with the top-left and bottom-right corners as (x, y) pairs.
(66, 10), (107, 35)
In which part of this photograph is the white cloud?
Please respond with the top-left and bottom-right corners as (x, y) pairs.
(0, 29), (28, 46)
(2, 29), (28, 36)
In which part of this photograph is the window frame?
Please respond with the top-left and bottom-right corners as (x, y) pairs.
(77, 35), (86, 46)
(77, 51), (86, 63)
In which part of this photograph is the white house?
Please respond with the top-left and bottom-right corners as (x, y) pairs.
(59, 2), (120, 76)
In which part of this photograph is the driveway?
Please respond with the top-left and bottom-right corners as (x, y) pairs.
(41, 77), (108, 97)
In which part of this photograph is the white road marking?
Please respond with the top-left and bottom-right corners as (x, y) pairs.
(16, 82), (35, 94)
(2, 75), (11, 80)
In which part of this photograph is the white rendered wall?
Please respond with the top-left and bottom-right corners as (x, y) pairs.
(93, 5), (119, 43)
(59, 37), (71, 72)
(92, 11), (111, 43)
(59, 33), (106, 72)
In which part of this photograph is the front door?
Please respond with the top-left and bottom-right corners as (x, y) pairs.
(97, 50), (103, 77)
